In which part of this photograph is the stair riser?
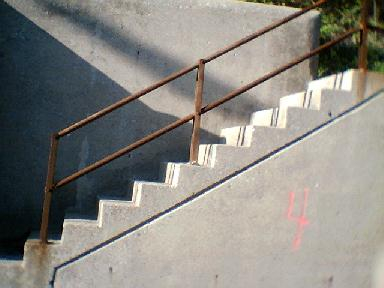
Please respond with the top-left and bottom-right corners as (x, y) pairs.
(4, 70), (383, 288)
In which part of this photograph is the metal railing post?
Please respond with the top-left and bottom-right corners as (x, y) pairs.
(358, 0), (369, 71)
(40, 133), (59, 243)
(189, 59), (205, 163)
(35, 0), (346, 212)
(357, 0), (370, 101)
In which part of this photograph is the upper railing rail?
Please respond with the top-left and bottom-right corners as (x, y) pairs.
(40, 0), (381, 243)
(56, 0), (326, 138)
(367, 23), (384, 35)
(53, 27), (359, 189)
(57, 64), (198, 138)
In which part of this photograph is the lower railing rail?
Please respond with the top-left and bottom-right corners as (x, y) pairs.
(39, 0), (381, 243)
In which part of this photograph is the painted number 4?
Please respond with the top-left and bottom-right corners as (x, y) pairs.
(286, 188), (310, 250)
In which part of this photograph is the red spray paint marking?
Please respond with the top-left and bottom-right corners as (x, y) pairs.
(286, 188), (310, 250)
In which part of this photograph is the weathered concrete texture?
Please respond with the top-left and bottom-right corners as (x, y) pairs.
(0, 75), (381, 287)
(55, 90), (384, 288)
(0, 0), (319, 241)
(308, 69), (384, 98)
(0, 71), (382, 288)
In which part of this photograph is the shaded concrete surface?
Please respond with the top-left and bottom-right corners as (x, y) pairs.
(0, 73), (382, 288)
(0, 76), (373, 288)
(0, 1), (219, 251)
(55, 92), (384, 288)
(0, 0), (319, 253)
(6, 0), (319, 120)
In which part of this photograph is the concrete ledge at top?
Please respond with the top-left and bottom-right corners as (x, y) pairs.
(10, 0), (318, 14)
(121, 0), (314, 13)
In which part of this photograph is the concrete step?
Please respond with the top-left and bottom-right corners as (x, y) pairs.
(220, 125), (254, 147)
(308, 70), (352, 92)
(62, 218), (100, 243)
(284, 107), (328, 132)
(24, 86), (364, 278)
(249, 108), (278, 127)
(60, 181), (171, 253)
(221, 104), (326, 150)
(34, 88), (363, 268)
(319, 89), (355, 117)
(279, 91), (307, 108)
(197, 143), (217, 167)
(3, 70), (381, 288)
(53, 90), (384, 288)
(279, 90), (322, 110)
(158, 162), (181, 186)
(307, 69), (384, 100)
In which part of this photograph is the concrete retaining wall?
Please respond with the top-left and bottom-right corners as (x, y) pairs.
(0, 0), (319, 242)
(55, 91), (384, 288)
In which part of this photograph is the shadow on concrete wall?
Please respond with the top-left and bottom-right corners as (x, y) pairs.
(0, 1), (219, 255)
(32, 0), (265, 120)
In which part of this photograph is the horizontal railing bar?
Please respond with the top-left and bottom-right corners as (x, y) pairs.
(55, 113), (195, 188)
(57, 64), (198, 138)
(54, 28), (359, 190)
(203, 0), (328, 64)
(57, 0), (327, 138)
(368, 24), (384, 35)
(201, 28), (360, 115)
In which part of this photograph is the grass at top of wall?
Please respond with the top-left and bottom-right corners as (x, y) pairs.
(240, 0), (384, 76)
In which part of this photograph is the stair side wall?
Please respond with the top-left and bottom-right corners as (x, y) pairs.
(0, 0), (319, 241)
(56, 91), (384, 288)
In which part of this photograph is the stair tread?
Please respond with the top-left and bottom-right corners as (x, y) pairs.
(4, 70), (383, 285)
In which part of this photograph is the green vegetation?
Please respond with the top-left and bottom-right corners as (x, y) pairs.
(242, 0), (384, 76)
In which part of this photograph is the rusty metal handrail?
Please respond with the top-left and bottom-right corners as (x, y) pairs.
(368, 24), (384, 35)
(203, 0), (327, 63)
(55, 0), (326, 139)
(55, 27), (358, 189)
(202, 28), (360, 114)
(40, 0), (371, 243)
(57, 64), (198, 138)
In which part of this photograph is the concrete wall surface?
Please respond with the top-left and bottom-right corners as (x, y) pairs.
(54, 91), (384, 288)
(0, 0), (319, 244)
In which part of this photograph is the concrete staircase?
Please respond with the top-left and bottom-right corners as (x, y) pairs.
(1, 69), (383, 288)
(55, 85), (384, 288)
